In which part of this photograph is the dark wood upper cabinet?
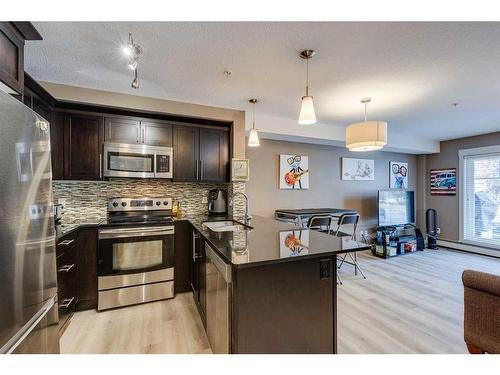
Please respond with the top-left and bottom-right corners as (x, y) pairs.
(142, 120), (173, 147)
(173, 124), (200, 182)
(64, 113), (104, 180)
(104, 116), (141, 144)
(199, 127), (229, 183)
(173, 124), (229, 183)
(105, 116), (173, 147)
(51, 112), (65, 180)
(0, 22), (41, 95)
(0, 23), (25, 95)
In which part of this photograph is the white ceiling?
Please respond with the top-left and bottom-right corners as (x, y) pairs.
(25, 22), (500, 147)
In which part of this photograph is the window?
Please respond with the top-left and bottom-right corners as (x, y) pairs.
(460, 145), (500, 249)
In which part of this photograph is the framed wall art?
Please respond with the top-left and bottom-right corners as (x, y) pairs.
(279, 154), (309, 189)
(341, 157), (375, 181)
(390, 161), (408, 188)
(231, 158), (250, 181)
(430, 168), (456, 195)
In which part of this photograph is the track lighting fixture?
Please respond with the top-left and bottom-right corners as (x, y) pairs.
(123, 32), (143, 89)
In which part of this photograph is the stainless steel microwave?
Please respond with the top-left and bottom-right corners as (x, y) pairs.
(103, 142), (173, 179)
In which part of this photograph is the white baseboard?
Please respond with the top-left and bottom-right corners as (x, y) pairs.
(437, 239), (500, 259)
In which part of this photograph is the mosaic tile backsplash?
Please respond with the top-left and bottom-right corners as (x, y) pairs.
(53, 179), (247, 225)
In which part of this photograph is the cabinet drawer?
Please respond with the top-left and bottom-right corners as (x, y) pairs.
(56, 256), (77, 295)
(56, 236), (77, 258)
(58, 284), (76, 331)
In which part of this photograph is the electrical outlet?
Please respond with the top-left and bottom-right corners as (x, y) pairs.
(436, 227), (441, 234)
(201, 196), (208, 204)
(58, 198), (66, 206)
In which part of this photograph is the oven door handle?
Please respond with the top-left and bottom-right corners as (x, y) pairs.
(98, 226), (175, 239)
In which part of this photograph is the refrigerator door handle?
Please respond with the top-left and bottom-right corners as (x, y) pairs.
(0, 296), (56, 354)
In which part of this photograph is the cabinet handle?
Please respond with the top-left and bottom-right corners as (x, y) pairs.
(99, 154), (102, 179)
(196, 160), (199, 180)
(193, 232), (199, 261)
(58, 264), (75, 273)
(200, 160), (203, 180)
(142, 128), (145, 143)
(59, 297), (75, 309)
(58, 239), (74, 246)
(137, 127), (140, 143)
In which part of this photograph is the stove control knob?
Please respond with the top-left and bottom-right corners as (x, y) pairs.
(156, 201), (161, 206)
(121, 202), (127, 207)
(163, 201), (169, 206)
(112, 202), (118, 207)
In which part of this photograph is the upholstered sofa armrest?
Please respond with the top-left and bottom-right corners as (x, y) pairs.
(462, 270), (500, 297)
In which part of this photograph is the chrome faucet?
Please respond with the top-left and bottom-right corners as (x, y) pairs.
(232, 192), (252, 222)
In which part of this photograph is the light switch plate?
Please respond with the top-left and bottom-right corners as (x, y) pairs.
(202, 196), (208, 204)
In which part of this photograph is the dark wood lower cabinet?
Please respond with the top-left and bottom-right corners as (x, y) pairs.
(174, 220), (192, 293)
(191, 228), (207, 327)
(76, 227), (98, 311)
(56, 233), (78, 332)
(232, 257), (336, 353)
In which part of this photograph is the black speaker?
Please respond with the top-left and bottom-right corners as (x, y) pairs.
(426, 208), (438, 249)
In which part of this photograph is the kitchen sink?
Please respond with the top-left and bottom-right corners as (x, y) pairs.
(202, 220), (250, 232)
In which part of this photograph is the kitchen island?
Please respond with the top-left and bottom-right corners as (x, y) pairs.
(190, 215), (370, 354)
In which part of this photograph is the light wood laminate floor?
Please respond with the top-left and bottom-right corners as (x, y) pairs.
(60, 292), (211, 354)
(61, 249), (499, 354)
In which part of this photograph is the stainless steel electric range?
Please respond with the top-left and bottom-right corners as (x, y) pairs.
(97, 197), (175, 311)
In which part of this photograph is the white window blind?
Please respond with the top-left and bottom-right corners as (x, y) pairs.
(462, 150), (500, 248)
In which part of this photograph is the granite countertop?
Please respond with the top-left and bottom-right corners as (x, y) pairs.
(54, 215), (371, 268)
(55, 218), (103, 240)
(191, 215), (371, 268)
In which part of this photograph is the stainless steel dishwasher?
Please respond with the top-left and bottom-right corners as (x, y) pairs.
(205, 243), (231, 354)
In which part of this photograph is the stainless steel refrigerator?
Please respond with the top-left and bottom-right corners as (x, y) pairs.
(0, 89), (60, 354)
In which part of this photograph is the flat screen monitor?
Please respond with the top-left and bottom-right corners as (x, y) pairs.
(378, 190), (415, 227)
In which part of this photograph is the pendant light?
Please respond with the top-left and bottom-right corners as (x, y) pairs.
(298, 49), (317, 125)
(248, 99), (260, 147)
(346, 98), (387, 152)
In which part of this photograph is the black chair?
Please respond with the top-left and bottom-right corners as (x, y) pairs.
(334, 214), (366, 280)
(306, 215), (333, 234)
(333, 214), (359, 239)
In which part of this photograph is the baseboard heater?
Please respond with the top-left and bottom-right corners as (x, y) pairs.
(437, 239), (500, 259)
